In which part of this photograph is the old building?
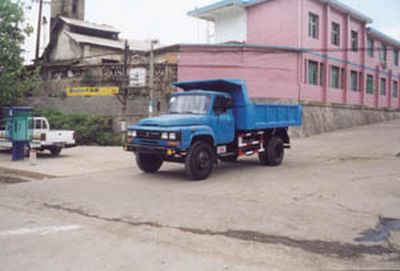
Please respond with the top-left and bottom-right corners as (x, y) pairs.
(30, 0), (178, 130)
(38, 0), (177, 97)
(183, 0), (400, 109)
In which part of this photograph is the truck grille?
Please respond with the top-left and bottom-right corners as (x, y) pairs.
(137, 130), (161, 140)
(139, 139), (159, 146)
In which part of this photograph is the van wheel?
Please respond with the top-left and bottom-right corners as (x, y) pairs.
(259, 136), (284, 166)
(136, 153), (163, 173)
(50, 147), (62, 157)
(185, 141), (215, 181)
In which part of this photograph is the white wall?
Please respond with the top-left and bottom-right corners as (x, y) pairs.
(50, 31), (80, 62)
(214, 7), (247, 43)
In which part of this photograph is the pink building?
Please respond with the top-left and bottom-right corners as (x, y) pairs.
(177, 0), (400, 109)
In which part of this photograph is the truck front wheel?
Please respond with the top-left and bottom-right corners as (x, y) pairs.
(259, 136), (284, 166)
(185, 141), (215, 181)
(136, 153), (163, 173)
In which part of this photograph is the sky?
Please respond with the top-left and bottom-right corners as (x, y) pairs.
(22, 0), (400, 64)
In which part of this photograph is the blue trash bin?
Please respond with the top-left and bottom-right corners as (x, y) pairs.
(12, 141), (27, 161)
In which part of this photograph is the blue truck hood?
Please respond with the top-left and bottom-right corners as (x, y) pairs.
(137, 114), (207, 127)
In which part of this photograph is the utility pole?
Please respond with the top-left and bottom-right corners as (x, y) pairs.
(121, 40), (130, 144)
(35, 0), (44, 61)
(148, 39), (158, 117)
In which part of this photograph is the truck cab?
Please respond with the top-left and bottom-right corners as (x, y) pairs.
(167, 90), (235, 145)
(126, 79), (302, 180)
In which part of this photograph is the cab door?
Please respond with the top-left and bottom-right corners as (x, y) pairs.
(211, 95), (235, 144)
(33, 118), (47, 140)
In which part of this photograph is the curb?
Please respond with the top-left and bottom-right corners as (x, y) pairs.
(0, 167), (55, 181)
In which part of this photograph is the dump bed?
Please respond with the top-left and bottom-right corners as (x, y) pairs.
(174, 79), (302, 131)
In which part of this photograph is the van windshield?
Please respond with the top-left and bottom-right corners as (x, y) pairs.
(168, 95), (210, 115)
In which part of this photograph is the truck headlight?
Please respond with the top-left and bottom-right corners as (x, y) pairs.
(169, 133), (177, 140)
(161, 132), (168, 140)
(128, 130), (137, 137)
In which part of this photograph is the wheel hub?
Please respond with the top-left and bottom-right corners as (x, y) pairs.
(197, 151), (211, 170)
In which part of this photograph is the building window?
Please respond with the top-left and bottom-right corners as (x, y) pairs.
(330, 66), (340, 89)
(394, 50), (399, 66)
(351, 31), (358, 52)
(307, 60), (318, 85)
(393, 81), (398, 98)
(331, 22), (340, 46)
(380, 44), (387, 62)
(350, 71), (359, 91)
(309, 13), (319, 39)
(72, 0), (78, 13)
(366, 74), (374, 94)
(367, 38), (374, 57)
(380, 78), (386, 96)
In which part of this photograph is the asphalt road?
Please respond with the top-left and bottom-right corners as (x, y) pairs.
(1, 120), (400, 270)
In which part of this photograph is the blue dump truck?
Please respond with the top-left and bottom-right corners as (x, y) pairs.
(125, 79), (302, 180)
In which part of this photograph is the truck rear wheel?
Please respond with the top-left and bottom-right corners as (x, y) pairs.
(259, 136), (284, 166)
(185, 141), (215, 181)
(136, 153), (163, 173)
(50, 147), (62, 157)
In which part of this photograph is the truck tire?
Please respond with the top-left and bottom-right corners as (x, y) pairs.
(50, 147), (62, 157)
(136, 153), (163, 173)
(185, 141), (215, 181)
(259, 136), (284, 166)
(220, 154), (238, 163)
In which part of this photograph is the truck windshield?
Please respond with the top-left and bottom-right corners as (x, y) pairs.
(168, 95), (210, 115)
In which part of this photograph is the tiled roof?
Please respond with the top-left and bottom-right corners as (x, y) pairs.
(60, 16), (120, 33)
(65, 31), (161, 51)
(188, 0), (266, 20)
(188, 0), (373, 23)
(367, 28), (400, 48)
(320, 0), (372, 23)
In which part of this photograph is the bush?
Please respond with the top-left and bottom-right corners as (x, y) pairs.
(34, 108), (121, 146)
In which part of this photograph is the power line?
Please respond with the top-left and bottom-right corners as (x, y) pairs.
(34, 0), (43, 61)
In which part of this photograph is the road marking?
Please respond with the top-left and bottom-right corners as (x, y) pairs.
(0, 225), (83, 237)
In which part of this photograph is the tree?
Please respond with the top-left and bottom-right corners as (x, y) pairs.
(0, 0), (41, 108)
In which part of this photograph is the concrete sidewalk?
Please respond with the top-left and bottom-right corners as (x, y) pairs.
(0, 146), (132, 179)
(1, 119), (400, 180)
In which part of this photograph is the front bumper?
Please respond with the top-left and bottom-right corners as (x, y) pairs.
(124, 143), (187, 161)
(125, 144), (168, 154)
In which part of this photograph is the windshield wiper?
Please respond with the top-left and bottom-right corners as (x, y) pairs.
(168, 111), (203, 115)
(181, 111), (196, 115)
